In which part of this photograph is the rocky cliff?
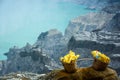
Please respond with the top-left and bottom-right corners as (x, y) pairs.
(0, 61), (2, 72)
(0, 43), (59, 75)
(65, 11), (115, 39)
(66, 11), (120, 75)
(34, 29), (68, 62)
(71, 0), (120, 10)
(0, 72), (46, 80)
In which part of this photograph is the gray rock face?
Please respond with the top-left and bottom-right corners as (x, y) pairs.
(66, 11), (120, 75)
(96, 31), (120, 46)
(71, 0), (120, 10)
(70, 0), (109, 9)
(34, 29), (68, 63)
(102, 3), (120, 14)
(1, 43), (59, 75)
(102, 13), (120, 32)
(0, 61), (3, 72)
(65, 12), (115, 39)
(0, 72), (46, 80)
(0, 29), (66, 75)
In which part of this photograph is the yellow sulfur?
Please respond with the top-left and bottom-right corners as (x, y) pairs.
(60, 50), (80, 63)
(91, 50), (110, 63)
(91, 50), (101, 57)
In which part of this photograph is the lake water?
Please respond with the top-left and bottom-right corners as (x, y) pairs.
(0, 0), (95, 60)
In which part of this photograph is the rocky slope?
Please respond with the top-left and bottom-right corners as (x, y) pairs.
(0, 61), (2, 71)
(0, 72), (46, 80)
(65, 11), (115, 39)
(70, 0), (120, 10)
(0, 43), (59, 75)
(0, 69), (119, 80)
(102, 2), (120, 14)
(34, 29), (68, 63)
(66, 11), (120, 75)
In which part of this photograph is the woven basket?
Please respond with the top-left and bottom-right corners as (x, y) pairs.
(62, 61), (77, 73)
(92, 58), (108, 71)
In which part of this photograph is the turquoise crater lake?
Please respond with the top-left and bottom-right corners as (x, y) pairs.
(0, 0), (95, 60)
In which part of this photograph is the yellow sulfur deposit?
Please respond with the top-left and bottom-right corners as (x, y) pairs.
(91, 50), (110, 63)
(60, 50), (80, 63)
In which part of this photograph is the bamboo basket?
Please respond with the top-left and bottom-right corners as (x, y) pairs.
(62, 61), (77, 73)
(92, 58), (108, 71)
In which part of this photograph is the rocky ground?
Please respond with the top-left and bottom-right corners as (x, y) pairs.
(0, 72), (46, 80)
(0, 70), (120, 80)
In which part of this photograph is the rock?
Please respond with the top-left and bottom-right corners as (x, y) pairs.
(78, 67), (119, 80)
(65, 11), (115, 39)
(0, 29), (65, 75)
(41, 67), (119, 80)
(102, 3), (120, 14)
(0, 68), (119, 80)
(67, 33), (120, 74)
(71, 0), (120, 10)
(34, 29), (68, 63)
(0, 61), (3, 74)
(1, 43), (59, 75)
(70, 0), (108, 9)
(102, 13), (120, 32)
(64, 6), (120, 74)
(0, 61), (2, 70)
(0, 72), (46, 80)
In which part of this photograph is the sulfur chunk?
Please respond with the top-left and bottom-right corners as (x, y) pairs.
(60, 50), (80, 63)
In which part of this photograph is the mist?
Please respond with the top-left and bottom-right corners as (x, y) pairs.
(0, 0), (91, 60)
